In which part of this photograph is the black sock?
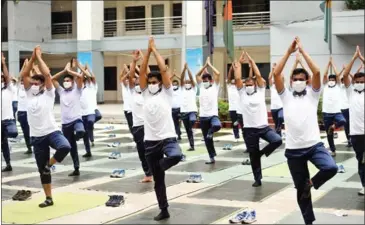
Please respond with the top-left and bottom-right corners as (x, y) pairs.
(39, 197), (54, 208)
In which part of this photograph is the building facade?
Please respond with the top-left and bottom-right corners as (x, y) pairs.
(1, 1), (363, 103)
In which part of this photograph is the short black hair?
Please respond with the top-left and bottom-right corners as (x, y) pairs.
(32, 74), (45, 83)
(328, 74), (336, 80)
(147, 71), (162, 82)
(64, 74), (74, 80)
(245, 77), (256, 84)
(292, 68), (309, 80)
(354, 72), (365, 79)
(202, 73), (212, 81)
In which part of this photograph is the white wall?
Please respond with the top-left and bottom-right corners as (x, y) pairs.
(270, 1), (364, 83)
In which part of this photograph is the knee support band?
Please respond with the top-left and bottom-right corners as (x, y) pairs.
(53, 146), (71, 163)
(40, 172), (51, 184)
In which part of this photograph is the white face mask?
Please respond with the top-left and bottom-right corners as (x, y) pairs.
(328, 81), (336, 87)
(1, 82), (4, 89)
(185, 84), (192, 89)
(173, 85), (179, 91)
(231, 80), (235, 85)
(354, 83), (364, 92)
(203, 82), (210, 89)
(135, 85), (141, 93)
(292, 81), (307, 93)
(148, 83), (160, 94)
(30, 85), (40, 95)
(63, 81), (72, 89)
(246, 86), (255, 95)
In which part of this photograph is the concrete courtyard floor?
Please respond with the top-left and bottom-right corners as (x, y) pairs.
(1, 104), (364, 224)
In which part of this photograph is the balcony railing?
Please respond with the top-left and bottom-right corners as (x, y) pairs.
(51, 22), (74, 38)
(232, 11), (270, 30)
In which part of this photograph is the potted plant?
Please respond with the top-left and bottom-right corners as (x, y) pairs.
(345, 0), (365, 10)
(218, 99), (231, 128)
(317, 96), (325, 131)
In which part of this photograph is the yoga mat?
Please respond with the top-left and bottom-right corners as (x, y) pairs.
(263, 162), (319, 178)
(182, 146), (208, 157)
(2, 192), (106, 224)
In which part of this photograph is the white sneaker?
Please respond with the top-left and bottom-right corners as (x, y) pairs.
(358, 187), (364, 196)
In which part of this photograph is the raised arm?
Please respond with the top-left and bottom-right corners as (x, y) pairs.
(228, 64), (233, 82)
(180, 63), (187, 86)
(206, 57), (220, 84)
(149, 38), (171, 88)
(186, 65), (195, 87)
(356, 62), (364, 74)
(296, 37), (320, 90)
(139, 48), (151, 90)
(245, 52), (265, 88)
(1, 53), (10, 85)
(21, 56), (34, 89)
(268, 64), (274, 86)
(343, 46), (360, 87)
(330, 58), (341, 83)
(323, 58), (331, 84)
(51, 67), (67, 89)
(35, 46), (53, 90)
(195, 62), (208, 84)
(233, 61), (244, 89)
(119, 64), (129, 86)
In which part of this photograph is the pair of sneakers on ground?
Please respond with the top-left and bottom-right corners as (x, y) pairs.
(12, 190), (32, 201)
(230, 208), (256, 224)
(186, 174), (203, 183)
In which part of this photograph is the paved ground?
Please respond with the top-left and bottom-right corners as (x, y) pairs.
(1, 104), (364, 224)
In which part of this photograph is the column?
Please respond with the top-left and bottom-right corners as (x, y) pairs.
(76, 1), (105, 103)
(7, 41), (20, 77)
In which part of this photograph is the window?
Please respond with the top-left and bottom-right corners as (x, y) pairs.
(213, 0), (217, 27)
(104, 67), (117, 91)
(232, 0), (269, 13)
(51, 11), (72, 35)
(172, 3), (182, 28)
(125, 6), (145, 31)
(227, 63), (270, 81)
(149, 65), (159, 72)
(104, 8), (117, 37)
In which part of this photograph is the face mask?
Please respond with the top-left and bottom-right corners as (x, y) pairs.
(231, 80), (235, 85)
(173, 85), (179, 91)
(1, 83), (4, 89)
(30, 85), (40, 95)
(203, 82), (210, 89)
(135, 85), (141, 93)
(185, 84), (192, 89)
(354, 83), (364, 92)
(148, 83), (160, 94)
(63, 81), (72, 89)
(292, 81), (307, 93)
(328, 81), (336, 87)
(20, 84), (25, 90)
(246, 86), (255, 95)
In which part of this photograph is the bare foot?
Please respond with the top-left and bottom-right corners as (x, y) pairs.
(140, 176), (153, 183)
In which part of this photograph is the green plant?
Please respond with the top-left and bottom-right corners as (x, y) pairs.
(218, 99), (230, 121)
(345, 0), (365, 10)
(317, 96), (323, 123)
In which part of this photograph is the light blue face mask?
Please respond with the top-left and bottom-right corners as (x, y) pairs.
(203, 82), (210, 89)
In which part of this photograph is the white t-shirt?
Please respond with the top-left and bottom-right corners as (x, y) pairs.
(280, 86), (322, 149)
(57, 84), (83, 124)
(239, 86), (268, 128)
(181, 87), (198, 113)
(90, 83), (98, 110)
(346, 85), (364, 135)
(340, 85), (349, 110)
(122, 83), (131, 112)
(270, 85), (283, 110)
(322, 84), (342, 113)
(172, 87), (182, 109)
(199, 83), (220, 117)
(26, 87), (59, 137)
(1, 83), (15, 120)
(130, 88), (144, 127)
(11, 84), (18, 101)
(80, 82), (96, 116)
(228, 84), (240, 111)
(142, 86), (176, 141)
(17, 84), (28, 112)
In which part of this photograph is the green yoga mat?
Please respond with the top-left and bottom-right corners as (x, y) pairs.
(181, 146), (208, 157)
(263, 162), (319, 178)
(2, 192), (107, 224)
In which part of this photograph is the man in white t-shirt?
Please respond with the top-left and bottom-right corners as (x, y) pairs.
(11, 78), (18, 120)
(268, 63), (284, 136)
(180, 63), (198, 151)
(343, 46), (365, 196)
(196, 57), (222, 164)
(273, 37), (338, 225)
(139, 38), (183, 221)
(52, 62), (85, 177)
(171, 79), (182, 140)
(227, 65), (240, 141)
(21, 46), (71, 208)
(129, 50), (153, 183)
(121, 65), (133, 133)
(1, 53), (19, 172)
(340, 76), (352, 147)
(233, 51), (282, 187)
(322, 57), (346, 156)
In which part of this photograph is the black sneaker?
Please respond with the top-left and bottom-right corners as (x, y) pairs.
(177, 136), (182, 141)
(346, 142), (352, 148)
(39, 197), (54, 208)
(252, 181), (262, 187)
(91, 142), (95, 147)
(68, 170), (80, 176)
(24, 149), (32, 154)
(105, 195), (115, 207)
(187, 147), (195, 151)
(12, 190), (25, 200)
(205, 159), (215, 164)
(18, 190), (32, 201)
(82, 152), (92, 158)
(242, 159), (251, 165)
(154, 209), (170, 221)
(2, 165), (12, 172)
(111, 195), (125, 207)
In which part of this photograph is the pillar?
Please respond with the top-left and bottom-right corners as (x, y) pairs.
(76, 1), (105, 103)
(7, 41), (20, 77)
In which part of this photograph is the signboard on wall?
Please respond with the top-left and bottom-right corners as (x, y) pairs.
(186, 48), (203, 96)
(77, 52), (93, 72)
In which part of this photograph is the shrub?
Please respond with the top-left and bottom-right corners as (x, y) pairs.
(345, 0), (365, 10)
(317, 96), (323, 123)
(218, 99), (230, 121)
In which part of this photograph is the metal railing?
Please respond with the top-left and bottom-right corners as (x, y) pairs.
(51, 22), (74, 38)
(232, 11), (270, 30)
(103, 16), (183, 37)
